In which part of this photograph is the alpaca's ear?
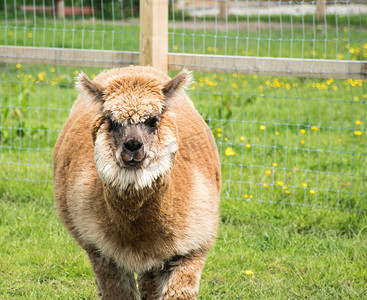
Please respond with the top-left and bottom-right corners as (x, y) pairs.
(162, 69), (192, 100)
(76, 72), (104, 103)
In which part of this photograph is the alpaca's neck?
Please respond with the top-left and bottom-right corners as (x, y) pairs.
(103, 176), (168, 222)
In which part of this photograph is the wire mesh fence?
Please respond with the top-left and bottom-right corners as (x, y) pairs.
(0, 0), (366, 211)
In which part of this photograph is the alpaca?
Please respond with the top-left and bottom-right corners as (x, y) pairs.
(53, 66), (221, 299)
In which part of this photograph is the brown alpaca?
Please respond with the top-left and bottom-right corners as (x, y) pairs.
(53, 66), (221, 299)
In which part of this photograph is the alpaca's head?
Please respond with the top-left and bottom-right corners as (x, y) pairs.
(77, 69), (191, 191)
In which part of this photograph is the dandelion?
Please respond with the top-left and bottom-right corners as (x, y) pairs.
(8, 31), (13, 36)
(355, 120), (361, 125)
(50, 67), (56, 73)
(283, 186), (288, 190)
(302, 182), (307, 188)
(250, 195), (253, 199)
(276, 131), (279, 136)
(354, 96), (359, 101)
(277, 181), (284, 186)
(343, 27), (348, 33)
(216, 128), (222, 133)
(173, 45), (179, 50)
(245, 270), (253, 275)
(240, 136), (246, 141)
(27, 32), (33, 38)
(253, 74), (257, 79)
(338, 138), (342, 143)
(293, 166), (299, 170)
(300, 129), (305, 134)
(16, 63), (21, 69)
(354, 131), (362, 136)
(217, 133), (222, 137)
(245, 144), (251, 149)
(232, 83), (238, 89)
(337, 53), (344, 60)
(224, 137), (228, 142)
(310, 189), (315, 194)
(349, 48), (355, 54)
(263, 183), (268, 188)
(311, 126), (319, 131)
(74, 70), (79, 75)
(243, 194), (249, 198)
(225, 147), (235, 156)
(272, 162), (277, 167)
(333, 86), (338, 91)
(286, 190), (291, 194)
(260, 125), (266, 131)
(300, 140), (305, 144)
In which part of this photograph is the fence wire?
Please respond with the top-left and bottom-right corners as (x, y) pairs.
(0, 0), (366, 211)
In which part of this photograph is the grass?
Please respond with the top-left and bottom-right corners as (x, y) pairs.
(0, 14), (367, 298)
(0, 186), (366, 298)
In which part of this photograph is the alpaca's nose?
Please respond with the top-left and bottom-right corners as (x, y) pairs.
(124, 139), (143, 152)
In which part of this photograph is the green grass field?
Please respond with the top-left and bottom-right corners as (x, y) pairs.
(1, 15), (367, 298)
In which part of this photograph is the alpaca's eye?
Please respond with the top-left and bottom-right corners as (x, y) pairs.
(146, 116), (159, 129)
(110, 120), (120, 130)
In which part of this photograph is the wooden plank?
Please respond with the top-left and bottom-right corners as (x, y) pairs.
(0, 46), (139, 68)
(140, 0), (168, 73)
(168, 53), (367, 79)
(1, 46), (366, 79)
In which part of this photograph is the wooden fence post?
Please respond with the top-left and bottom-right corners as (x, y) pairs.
(55, 0), (64, 18)
(219, 0), (227, 20)
(140, 0), (168, 74)
(316, 0), (325, 20)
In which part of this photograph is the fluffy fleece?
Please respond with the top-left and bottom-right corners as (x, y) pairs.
(53, 66), (221, 300)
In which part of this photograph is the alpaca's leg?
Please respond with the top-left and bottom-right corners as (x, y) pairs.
(154, 252), (206, 300)
(138, 270), (159, 300)
(87, 251), (139, 300)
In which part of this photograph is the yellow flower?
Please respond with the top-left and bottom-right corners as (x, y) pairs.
(245, 270), (253, 275)
(337, 53), (343, 60)
(27, 32), (33, 38)
(240, 136), (246, 141)
(311, 126), (319, 131)
(286, 190), (291, 194)
(260, 125), (266, 130)
(74, 70), (79, 75)
(16, 63), (21, 69)
(253, 74), (257, 79)
(217, 133), (222, 137)
(283, 186), (288, 190)
(272, 162), (277, 167)
(302, 182), (307, 188)
(50, 67), (56, 73)
(343, 27), (348, 33)
(310, 189), (315, 194)
(225, 147), (235, 156)
(243, 194), (249, 198)
(355, 120), (361, 125)
(216, 128), (222, 133)
(277, 181), (284, 186)
(354, 96), (359, 101)
(245, 144), (251, 149)
(300, 129), (305, 134)
(300, 140), (305, 144)
(333, 86), (338, 91)
(276, 131), (279, 136)
(293, 166), (299, 170)
(354, 131), (362, 136)
(173, 45), (179, 50)
(8, 31), (13, 36)
(250, 195), (253, 199)
(232, 83), (238, 88)
(337, 138), (342, 143)
(263, 183), (268, 187)
(265, 170), (272, 176)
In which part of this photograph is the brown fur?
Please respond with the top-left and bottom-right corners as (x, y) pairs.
(53, 66), (221, 299)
